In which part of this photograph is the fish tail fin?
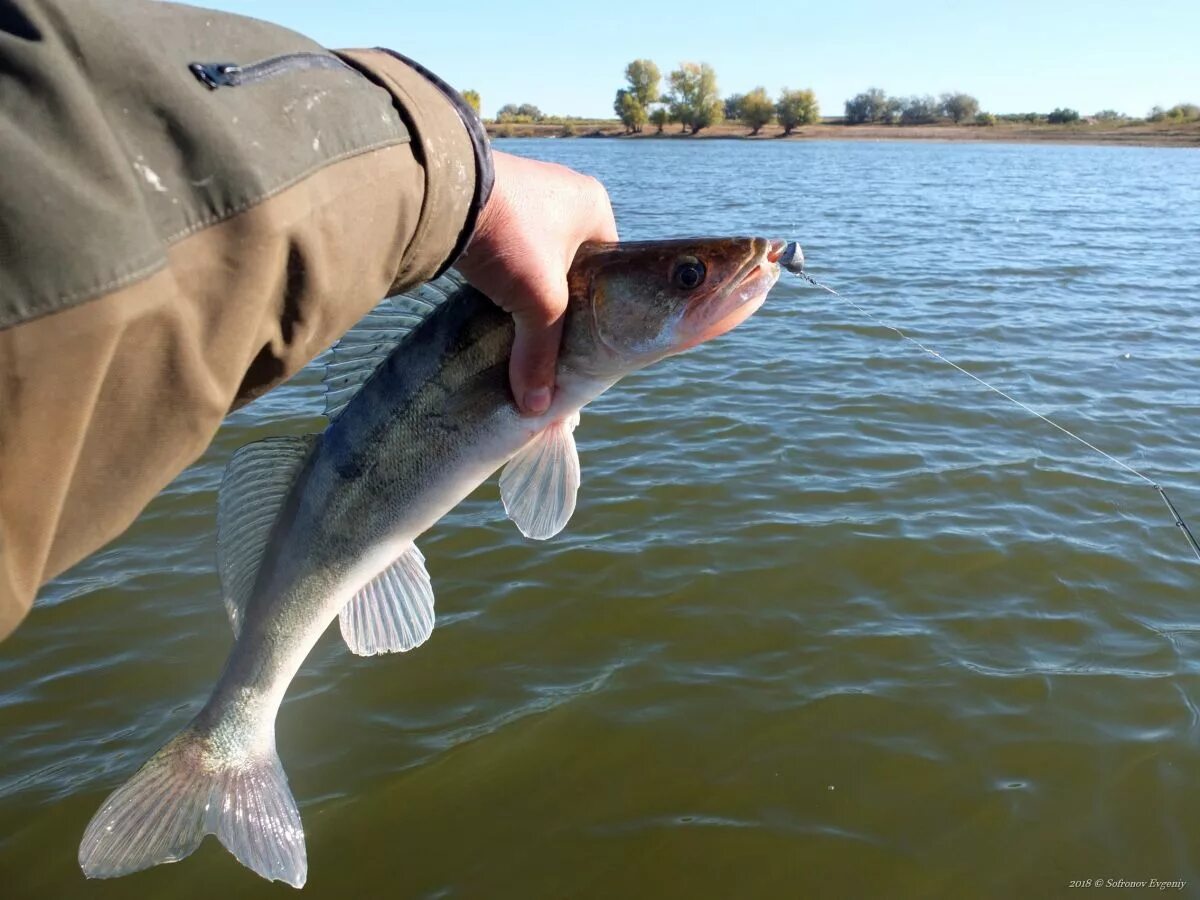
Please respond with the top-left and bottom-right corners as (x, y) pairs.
(79, 725), (307, 888)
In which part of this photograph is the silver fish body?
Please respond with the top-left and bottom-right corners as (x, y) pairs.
(79, 237), (789, 887)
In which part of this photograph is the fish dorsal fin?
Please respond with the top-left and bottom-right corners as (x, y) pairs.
(217, 435), (314, 635)
(323, 272), (467, 421)
(339, 543), (435, 656)
(499, 413), (581, 540)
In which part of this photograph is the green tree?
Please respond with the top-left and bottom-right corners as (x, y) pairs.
(724, 93), (745, 120)
(614, 88), (647, 133)
(1047, 107), (1080, 124)
(845, 87), (895, 124)
(899, 94), (939, 125)
(461, 89), (481, 115)
(776, 88), (820, 134)
(1093, 109), (1126, 121)
(739, 87), (774, 134)
(624, 59), (661, 107)
(939, 92), (979, 123)
(496, 103), (544, 124)
(975, 111), (996, 126)
(649, 106), (669, 133)
(667, 62), (723, 134)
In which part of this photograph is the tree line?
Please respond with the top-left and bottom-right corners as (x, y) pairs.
(465, 73), (1199, 132)
(610, 60), (820, 134)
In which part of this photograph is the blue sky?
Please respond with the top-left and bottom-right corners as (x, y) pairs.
(193, 1), (1198, 119)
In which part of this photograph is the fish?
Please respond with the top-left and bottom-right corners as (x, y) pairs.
(78, 236), (791, 888)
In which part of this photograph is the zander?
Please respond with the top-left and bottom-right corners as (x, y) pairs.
(79, 237), (791, 888)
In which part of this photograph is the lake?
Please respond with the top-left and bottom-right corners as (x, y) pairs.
(2, 137), (1200, 898)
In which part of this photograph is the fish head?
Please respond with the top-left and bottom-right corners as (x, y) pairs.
(562, 237), (787, 379)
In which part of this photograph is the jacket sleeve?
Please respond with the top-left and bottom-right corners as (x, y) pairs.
(0, 0), (494, 639)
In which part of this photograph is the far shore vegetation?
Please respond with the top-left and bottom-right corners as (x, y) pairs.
(460, 61), (1200, 148)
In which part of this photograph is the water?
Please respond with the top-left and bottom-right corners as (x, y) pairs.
(3, 138), (1200, 898)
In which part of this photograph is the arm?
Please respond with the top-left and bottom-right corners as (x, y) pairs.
(0, 0), (608, 638)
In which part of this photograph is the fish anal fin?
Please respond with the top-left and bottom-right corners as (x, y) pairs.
(217, 435), (314, 636)
(499, 413), (581, 540)
(339, 543), (435, 656)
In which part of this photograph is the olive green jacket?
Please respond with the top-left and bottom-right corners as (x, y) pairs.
(0, 0), (494, 639)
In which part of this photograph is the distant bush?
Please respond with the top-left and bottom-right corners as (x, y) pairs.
(940, 92), (980, 123)
(1093, 109), (1126, 121)
(845, 87), (900, 124)
(1047, 107), (1080, 124)
(613, 88), (647, 133)
(649, 107), (669, 133)
(496, 103), (544, 123)
(975, 112), (996, 126)
(776, 88), (820, 133)
(899, 94), (940, 125)
(1154, 103), (1200, 122)
(723, 93), (744, 120)
(738, 87), (775, 134)
(560, 123), (576, 137)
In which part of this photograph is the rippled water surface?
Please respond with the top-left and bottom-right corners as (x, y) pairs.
(4, 139), (1200, 899)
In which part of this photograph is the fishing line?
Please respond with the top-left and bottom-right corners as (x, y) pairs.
(791, 269), (1200, 564)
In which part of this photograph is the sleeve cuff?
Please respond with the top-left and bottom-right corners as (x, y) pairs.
(334, 48), (494, 284)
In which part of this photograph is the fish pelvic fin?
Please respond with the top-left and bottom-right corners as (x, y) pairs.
(218, 434), (315, 636)
(79, 725), (307, 888)
(500, 413), (582, 540)
(340, 542), (435, 656)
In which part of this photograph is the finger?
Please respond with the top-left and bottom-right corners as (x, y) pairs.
(510, 310), (565, 416)
(588, 182), (619, 244)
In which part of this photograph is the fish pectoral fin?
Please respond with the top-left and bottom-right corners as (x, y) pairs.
(218, 434), (315, 636)
(339, 543), (435, 656)
(499, 413), (581, 540)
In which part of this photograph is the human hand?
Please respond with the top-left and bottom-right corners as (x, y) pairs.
(456, 150), (618, 415)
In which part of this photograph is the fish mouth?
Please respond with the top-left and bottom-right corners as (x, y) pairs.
(676, 238), (782, 350)
(766, 238), (789, 264)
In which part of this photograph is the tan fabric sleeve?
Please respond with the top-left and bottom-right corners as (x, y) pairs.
(0, 7), (491, 639)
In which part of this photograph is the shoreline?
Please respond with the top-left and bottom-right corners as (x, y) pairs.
(485, 120), (1200, 149)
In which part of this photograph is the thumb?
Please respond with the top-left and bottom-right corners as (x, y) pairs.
(509, 296), (566, 416)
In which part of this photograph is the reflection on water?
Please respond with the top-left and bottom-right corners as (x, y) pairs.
(2, 139), (1200, 898)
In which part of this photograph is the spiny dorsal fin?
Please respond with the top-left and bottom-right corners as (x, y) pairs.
(323, 272), (468, 421)
(499, 412), (581, 540)
(217, 434), (315, 635)
(339, 543), (435, 656)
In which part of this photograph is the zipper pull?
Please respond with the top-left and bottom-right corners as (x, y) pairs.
(189, 63), (242, 89)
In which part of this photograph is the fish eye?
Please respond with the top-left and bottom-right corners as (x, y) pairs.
(672, 257), (706, 291)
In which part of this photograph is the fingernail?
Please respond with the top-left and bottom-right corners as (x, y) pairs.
(524, 387), (551, 415)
